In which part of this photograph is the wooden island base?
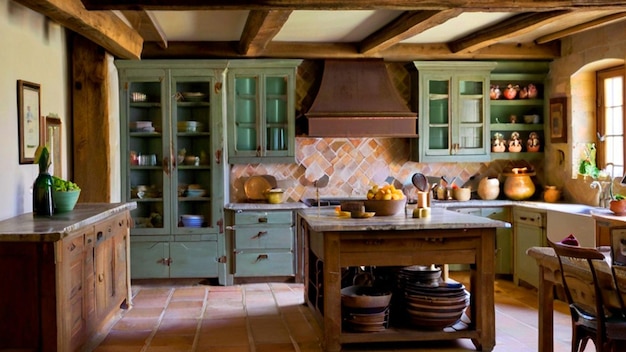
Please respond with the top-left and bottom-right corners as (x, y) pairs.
(298, 208), (507, 352)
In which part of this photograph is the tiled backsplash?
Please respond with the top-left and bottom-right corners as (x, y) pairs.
(229, 137), (543, 202)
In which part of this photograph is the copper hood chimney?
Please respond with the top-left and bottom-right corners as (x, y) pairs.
(305, 59), (417, 137)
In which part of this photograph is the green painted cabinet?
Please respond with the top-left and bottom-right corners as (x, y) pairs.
(116, 60), (227, 282)
(450, 206), (512, 275)
(513, 207), (546, 288)
(409, 61), (497, 162)
(225, 209), (296, 285)
(226, 60), (302, 164)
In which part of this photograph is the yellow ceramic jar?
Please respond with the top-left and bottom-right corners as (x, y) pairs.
(503, 171), (536, 201)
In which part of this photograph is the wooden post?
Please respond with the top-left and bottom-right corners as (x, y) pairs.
(72, 34), (111, 202)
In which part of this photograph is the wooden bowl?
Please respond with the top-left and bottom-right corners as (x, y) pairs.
(452, 187), (471, 201)
(341, 285), (392, 309)
(363, 199), (405, 216)
(610, 200), (626, 216)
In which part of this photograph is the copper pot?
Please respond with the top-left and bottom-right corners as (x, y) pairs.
(503, 169), (536, 200)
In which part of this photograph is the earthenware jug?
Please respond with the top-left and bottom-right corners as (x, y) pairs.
(477, 177), (500, 200)
(503, 169), (536, 200)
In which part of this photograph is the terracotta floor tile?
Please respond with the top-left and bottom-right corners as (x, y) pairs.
(91, 277), (598, 352)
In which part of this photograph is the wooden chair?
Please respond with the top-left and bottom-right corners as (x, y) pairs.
(548, 239), (626, 352)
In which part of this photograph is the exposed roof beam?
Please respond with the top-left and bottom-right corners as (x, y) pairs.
(15, 0), (143, 59)
(80, 0), (626, 11)
(449, 10), (571, 53)
(121, 10), (167, 49)
(359, 9), (462, 54)
(141, 41), (560, 61)
(535, 12), (626, 44)
(239, 10), (292, 56)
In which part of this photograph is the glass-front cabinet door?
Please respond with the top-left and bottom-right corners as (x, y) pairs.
(116, 61), (227, 281)
(411, 61), (496, 162)
(227, 60), (301, 164)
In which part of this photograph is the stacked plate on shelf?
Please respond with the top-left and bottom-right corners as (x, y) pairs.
(341, 285), (392, 333)
(395, 265), (469, 330)
(177, 120), (203, 132)
(129, 120), (155, 132)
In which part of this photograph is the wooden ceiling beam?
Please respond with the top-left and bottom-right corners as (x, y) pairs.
(121, 10), (168, 49)
(80, 0), (626, 12)
(15, 0), (143, 59)
(141, 40), (560, 61)
(448, 10), (571, 53)
(359, 9), (462, 54)
(239, 10), (293, 56)
(535, 12), (626, 44)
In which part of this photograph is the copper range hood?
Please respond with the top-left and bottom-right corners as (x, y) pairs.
(305, 59), (417, 137)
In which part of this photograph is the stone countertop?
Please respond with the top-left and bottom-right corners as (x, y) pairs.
(225, 202), (308, 211)
(297, 207), (510, 233)
(0, 202), (137, 242)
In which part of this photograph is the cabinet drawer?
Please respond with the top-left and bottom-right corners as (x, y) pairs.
(235, 226), (293, 250)
(513, 209), (545, 227)
(95, 213), (127, 243)
(234, 250), (294, 277)
(235, 211), (293, 225)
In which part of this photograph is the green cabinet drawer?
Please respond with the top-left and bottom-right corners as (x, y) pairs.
(234, 250), (294, 277)
(234, 211), (293, 225)
(235, 226), (293, 250)
(170, 241), (218, 278)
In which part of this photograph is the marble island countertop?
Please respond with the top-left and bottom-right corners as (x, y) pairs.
(0, 202), (137, 242)
(297, 207), (510, 232)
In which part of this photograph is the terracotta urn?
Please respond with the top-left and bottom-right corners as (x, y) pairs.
(477, 177), (500, 200)
(503, 169), (536, 200)
(610, 199), (626, 216)
(543, 186), (561, 203)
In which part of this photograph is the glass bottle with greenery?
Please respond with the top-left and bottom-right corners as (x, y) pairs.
(32, 145), (54, 216)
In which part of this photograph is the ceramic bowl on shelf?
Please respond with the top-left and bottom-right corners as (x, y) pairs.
(181, 214), (203, 227)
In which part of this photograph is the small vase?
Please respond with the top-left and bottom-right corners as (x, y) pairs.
(33, 172), (54, 216)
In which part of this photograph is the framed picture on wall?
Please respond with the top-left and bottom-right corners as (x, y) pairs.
(549, 97), (568, 143)
(17, 80), (43, 164)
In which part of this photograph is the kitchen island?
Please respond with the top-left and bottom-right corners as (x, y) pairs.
(297, 207), (510, 352)
(0, 202), (135, 352)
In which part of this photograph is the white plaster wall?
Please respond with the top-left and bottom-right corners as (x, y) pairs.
(0, 0), (69, 220)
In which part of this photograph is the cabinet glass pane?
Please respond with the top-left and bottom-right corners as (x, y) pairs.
(429, 80), (449, 95)
(174, 80), (213, 230)
(428, 127), (449, 149)
(265, 76), (288, 151)
(234, 77), (258, 151)
(459, 98), (483, 123)
(459, 127), (483, 148)
(128, 81), (165, 230)
(429, 98), (449, 124)
(460, 80), (483, 95)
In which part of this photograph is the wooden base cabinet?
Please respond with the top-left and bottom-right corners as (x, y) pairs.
(0, 206), (132, 352)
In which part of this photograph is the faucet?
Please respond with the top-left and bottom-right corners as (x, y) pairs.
(590, 163), (616, 208)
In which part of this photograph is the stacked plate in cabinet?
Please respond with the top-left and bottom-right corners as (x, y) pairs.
(395, 266), (469, 330)
(341, 285), (392, 333)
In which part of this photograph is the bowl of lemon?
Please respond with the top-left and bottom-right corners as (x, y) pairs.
(363, 184), (406, 216)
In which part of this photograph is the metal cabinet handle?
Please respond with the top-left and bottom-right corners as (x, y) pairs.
(255, 254), (269, 262)
(253, 231), (268, 239)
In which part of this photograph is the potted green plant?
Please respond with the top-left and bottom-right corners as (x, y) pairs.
(51, 175), (81, 212)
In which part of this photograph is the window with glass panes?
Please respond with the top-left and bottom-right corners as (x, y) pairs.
(597, 66), (625, 178)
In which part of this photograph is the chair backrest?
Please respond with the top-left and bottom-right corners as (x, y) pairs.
(549, 239), (609, 318)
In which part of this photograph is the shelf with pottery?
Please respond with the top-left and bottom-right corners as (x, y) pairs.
(489, 62), (548, 162)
